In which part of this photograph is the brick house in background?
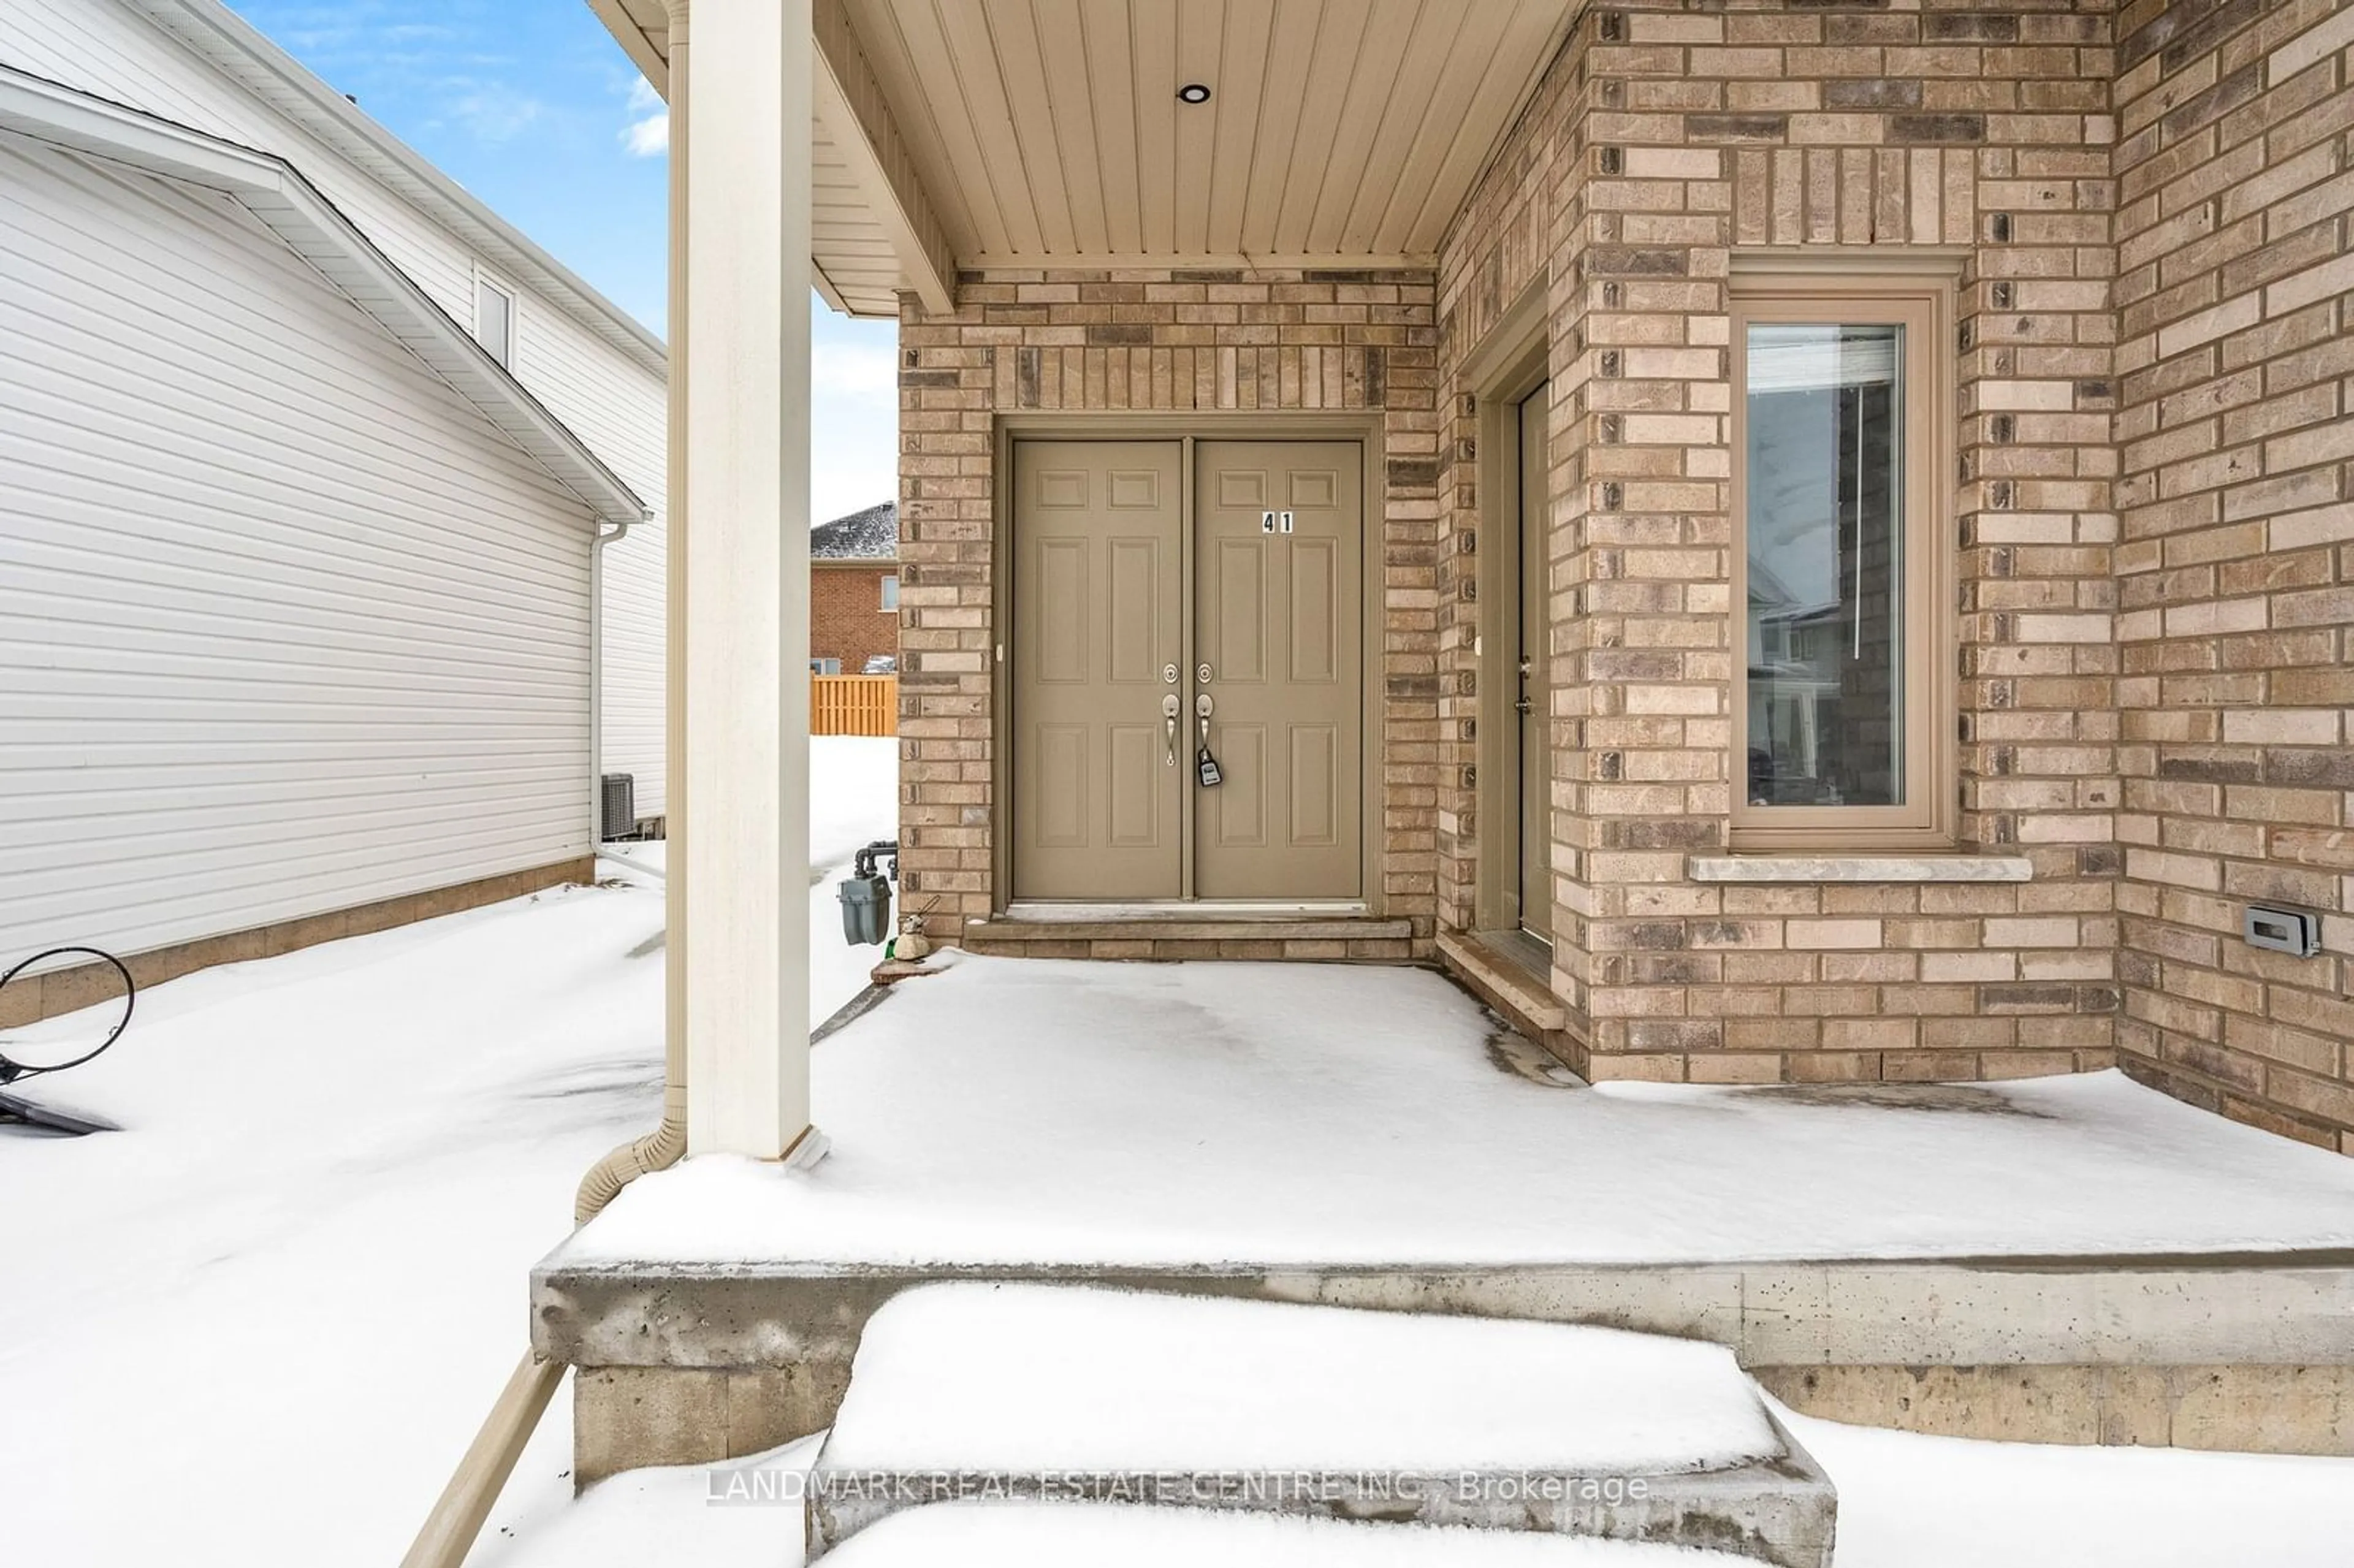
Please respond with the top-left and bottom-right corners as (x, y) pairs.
(593, 0), (2353, 1159)
(810, 501), (899, 674)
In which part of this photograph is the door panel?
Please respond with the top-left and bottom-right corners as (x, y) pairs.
(1194, 441), (1363, 899)
(1518, 388), (1552, 941)
(1290, 725), (1339, 845)
(1214, 539), (1267, 681)
(1011, 441), (1185, 898)
(1214, 725), (1268, 847)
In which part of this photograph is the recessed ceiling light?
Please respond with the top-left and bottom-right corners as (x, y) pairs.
(1176, 83), (1212, 105)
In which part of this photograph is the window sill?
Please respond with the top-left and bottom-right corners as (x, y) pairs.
(1688, 855), (2032, 884)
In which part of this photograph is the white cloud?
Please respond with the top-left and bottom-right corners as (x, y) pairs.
(443, 88), (546, 143)
(810, 310), (899, 522)
(812, 341), (899, 403)
(623, 112), (668, 155)
(622, 77), (668, 156)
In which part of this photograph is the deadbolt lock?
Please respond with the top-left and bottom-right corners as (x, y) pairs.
(1163, 663), (1179, 684)
(1197, 663), (1213, 684)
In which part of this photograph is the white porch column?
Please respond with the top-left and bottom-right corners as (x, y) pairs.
(672, 0), (817, 1159)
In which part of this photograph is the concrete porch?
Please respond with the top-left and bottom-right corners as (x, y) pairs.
(535, 957), (2354, 1480)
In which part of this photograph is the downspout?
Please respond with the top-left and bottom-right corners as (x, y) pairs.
(588, 514), (636, 850)
(399, 9), (691, 1566)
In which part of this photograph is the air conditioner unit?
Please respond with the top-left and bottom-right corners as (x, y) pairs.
(600, 773), (636, 840)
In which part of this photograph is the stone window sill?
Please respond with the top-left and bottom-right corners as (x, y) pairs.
(1687, 856), (2033, 884)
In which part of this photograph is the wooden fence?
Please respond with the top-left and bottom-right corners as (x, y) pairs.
(812, 674), (898, 737)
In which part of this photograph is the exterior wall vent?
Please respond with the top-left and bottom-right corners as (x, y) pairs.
(600, 774), (636, 841)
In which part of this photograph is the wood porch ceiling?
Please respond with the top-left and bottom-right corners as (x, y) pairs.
(588, 0), (1575, 319)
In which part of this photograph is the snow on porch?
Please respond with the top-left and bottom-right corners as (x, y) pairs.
(557, 954), (2354, 1270)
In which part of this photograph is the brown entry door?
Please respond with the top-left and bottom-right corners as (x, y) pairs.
(1010, 441), (1186, 899)
(1194, 441), (1363, 900)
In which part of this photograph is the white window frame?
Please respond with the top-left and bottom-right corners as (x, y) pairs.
(879, 573), (900, 611)
(473, 266), (517, 370)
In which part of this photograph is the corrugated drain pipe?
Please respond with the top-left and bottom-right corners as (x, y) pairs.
(397, 1041), (686, 1568)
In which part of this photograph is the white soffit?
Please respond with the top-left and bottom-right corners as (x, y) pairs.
(588, 0), (671, 97)
(0, 64), (649, 527)
(591, 0), (1577, 313)
(845, 0), (1573, 268)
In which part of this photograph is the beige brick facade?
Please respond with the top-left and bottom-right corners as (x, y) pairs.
(894, 271), (1444, 940)
(894, 0), (2352, 1151)
(2111, 0), (2354, 1153)
(1444, 0), (2127, 1087)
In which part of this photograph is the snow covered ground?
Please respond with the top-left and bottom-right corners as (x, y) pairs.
(0, 737), (895, 1568)
(561, 955), (2354, 1269)
(1783, 1401), (2354, 1567)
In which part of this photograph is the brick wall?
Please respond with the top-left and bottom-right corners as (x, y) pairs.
(894, 270), (1444, 940)
(811, 563), (896, 671)
(2111, 0), (2354, 1154)
(1438, 2), (2124, 1084)
(885, 1), (2354, 1150)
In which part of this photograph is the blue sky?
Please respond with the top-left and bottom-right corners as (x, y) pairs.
(227, 0), (900, 522)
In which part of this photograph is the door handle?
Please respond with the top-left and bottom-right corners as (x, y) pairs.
(1164, 695), (1182, 765)
(1195, 691), (1213, 748)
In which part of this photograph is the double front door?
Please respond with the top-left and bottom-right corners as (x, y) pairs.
(1011, 438), (1364, 902)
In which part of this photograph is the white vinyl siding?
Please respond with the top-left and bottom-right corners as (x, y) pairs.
(515, 298), (669, 820)
(0, 135), (594, 962)
(0, 0), (671, 817)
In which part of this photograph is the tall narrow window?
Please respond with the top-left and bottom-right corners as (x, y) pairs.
(878, 574), (899, 611)
(476, 276), (514, 368)
(1731, 270), (1951, 850)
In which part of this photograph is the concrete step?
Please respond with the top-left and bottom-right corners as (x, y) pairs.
(823, 1501), (1775, 1566)
(1438, 929), (1570, 1035)
(965, 914), (1413, 946)
(805, 1284), (1836, 1567)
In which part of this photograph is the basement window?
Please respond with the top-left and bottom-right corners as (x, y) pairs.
(474, 275), (515, 368)
(1729, 265), (1954, 851)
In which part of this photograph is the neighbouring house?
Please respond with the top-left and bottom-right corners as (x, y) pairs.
(0, 0), (669, 1022)
(582, 0), (2352, 1165)
(809, 501), (899, 674)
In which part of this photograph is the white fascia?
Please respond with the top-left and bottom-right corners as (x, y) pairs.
(0, 64), (649, 529)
